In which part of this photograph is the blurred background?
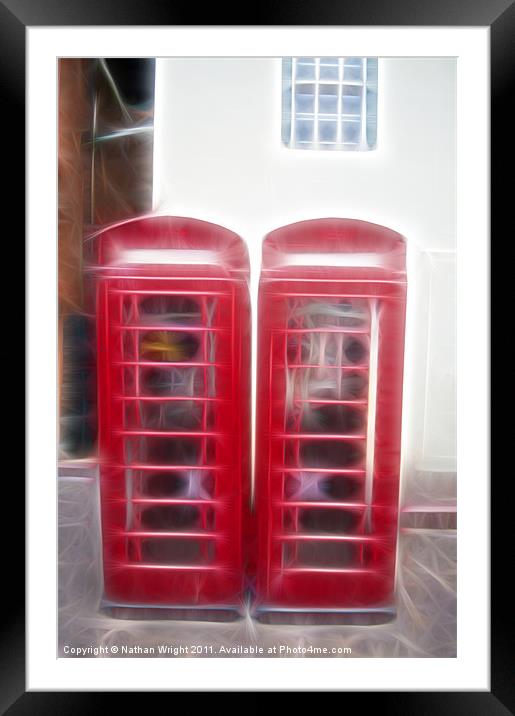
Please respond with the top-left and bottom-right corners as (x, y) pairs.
(58, 58), (155, 459)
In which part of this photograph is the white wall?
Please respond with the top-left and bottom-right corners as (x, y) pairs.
(153, 57), (455, 254)
(152, 57), (457, 484)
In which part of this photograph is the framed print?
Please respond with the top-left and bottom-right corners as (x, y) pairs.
(8, 0), (504, 708)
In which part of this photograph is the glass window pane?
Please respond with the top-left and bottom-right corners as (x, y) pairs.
(282, 57), (378, 151)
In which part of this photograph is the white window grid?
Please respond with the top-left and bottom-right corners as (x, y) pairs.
(282, 57), (378, 151)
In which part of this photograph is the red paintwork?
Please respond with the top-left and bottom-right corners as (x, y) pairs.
(254, 219), (407, 610)
(94, 216), (250, 607)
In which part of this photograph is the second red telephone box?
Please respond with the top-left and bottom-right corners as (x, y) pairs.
(254, 218), (407, 622)
(94, 216), (251, 618)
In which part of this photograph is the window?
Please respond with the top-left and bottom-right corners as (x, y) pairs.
(282, 57), (378, 151)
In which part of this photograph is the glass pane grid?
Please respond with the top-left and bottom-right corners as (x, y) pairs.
(112, 288), (228, 568)
(282, 57), (378, 151)
(278, 296), (375, 572)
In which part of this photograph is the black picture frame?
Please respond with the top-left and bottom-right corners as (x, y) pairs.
(10, 0), (503, 709)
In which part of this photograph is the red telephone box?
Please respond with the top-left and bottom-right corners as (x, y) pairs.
(254, 218), (407, 622)
(94, 216), (250, 618)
